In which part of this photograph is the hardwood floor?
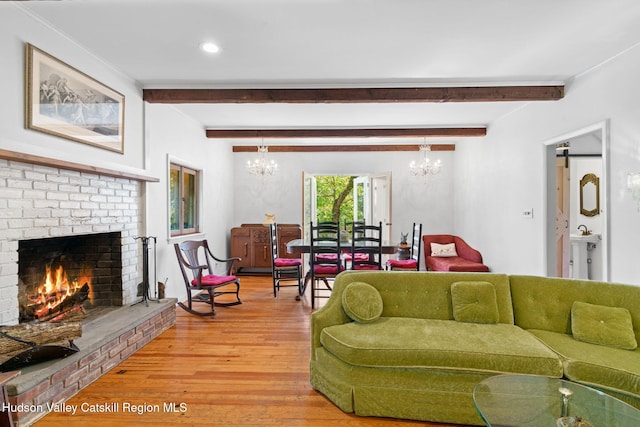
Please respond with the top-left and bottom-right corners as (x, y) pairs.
(36, 276), (469, 427)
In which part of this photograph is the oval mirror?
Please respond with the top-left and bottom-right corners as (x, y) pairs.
(579, 173), (599, 217)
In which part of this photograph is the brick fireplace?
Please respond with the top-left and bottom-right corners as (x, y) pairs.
(0, 159), (141, 323)
(0, 156), (176, 426)
(18, 232), (123, 323)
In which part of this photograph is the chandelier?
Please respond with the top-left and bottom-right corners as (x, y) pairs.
(246, 142), (278, 177)
(410, 144), (441, 177)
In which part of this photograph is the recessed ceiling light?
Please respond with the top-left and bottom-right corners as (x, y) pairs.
(200, 42), (220, 54)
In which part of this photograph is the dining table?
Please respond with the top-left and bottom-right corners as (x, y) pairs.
(285, 238), (398, 255)
(285, 239), (399, 299)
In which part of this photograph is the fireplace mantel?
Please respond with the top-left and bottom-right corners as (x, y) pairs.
(0, 149), (159, 183)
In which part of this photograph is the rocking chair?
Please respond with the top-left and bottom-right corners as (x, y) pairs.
(174, 239), (242, 316)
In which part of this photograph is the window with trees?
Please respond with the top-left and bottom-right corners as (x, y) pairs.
(303, 173), (391, 241)
(170, 163), (199, 236)
(315, 175), (358, 225)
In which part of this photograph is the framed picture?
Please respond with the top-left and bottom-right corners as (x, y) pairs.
(25, 43), (124, 153)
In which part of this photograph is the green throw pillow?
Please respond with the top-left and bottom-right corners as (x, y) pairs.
(451, 281), (499, 324)
(342, 282), (383, 323)
(571, 301), (638, 350)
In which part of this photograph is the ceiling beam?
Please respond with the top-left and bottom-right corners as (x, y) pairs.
(232, 144), (455, 153)
(207, 127), (485, 139)
(143, 85), (564, 104)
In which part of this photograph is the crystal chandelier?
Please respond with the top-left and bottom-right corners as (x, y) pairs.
(246, 141), (278, 176)
(410, 144), (441, 177)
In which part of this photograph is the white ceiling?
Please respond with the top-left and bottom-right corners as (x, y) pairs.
(16, 0), (640, 145)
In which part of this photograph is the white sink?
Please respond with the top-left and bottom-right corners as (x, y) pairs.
(570, 234), (600, 279)
(570, 234), (601, 244)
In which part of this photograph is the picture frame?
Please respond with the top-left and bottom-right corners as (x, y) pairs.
(25, 43), (124, 153)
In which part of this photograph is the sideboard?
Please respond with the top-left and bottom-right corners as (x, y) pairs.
(230, 224), (301, 274)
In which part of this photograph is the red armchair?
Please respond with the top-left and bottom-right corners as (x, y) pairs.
(422, 234), (489, 272)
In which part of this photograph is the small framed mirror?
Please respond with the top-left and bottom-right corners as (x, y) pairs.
(579, 173), (600, 217)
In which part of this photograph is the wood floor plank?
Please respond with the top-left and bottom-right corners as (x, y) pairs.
(35, 276), (469, 427)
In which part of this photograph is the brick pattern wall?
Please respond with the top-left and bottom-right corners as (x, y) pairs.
(0, 159), (143, 325)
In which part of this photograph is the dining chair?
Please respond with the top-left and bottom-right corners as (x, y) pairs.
(269, 223), (304, 299)
(350, 221), (383, 270)
(387, 222), (422, 271)
(341, 221), (367, 269)
(174, 239), (242, 316)
(309, 221), (343, 309)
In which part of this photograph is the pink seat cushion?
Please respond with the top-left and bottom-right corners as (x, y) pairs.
(274, 257), (302, 267)
(353, 264), (381, 270)
(191, 274), (237, 287)
(313, 264), (344, 275)
(343, 253), (369, 261)
(315, 253), (339, 261)
(387, 259), (417, 269)
(427, 256), (489, 272)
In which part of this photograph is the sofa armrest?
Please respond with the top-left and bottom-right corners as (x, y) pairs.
(310, 274), (351, 360)
(454, 236), (483, 263)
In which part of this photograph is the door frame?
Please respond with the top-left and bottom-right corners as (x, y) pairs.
(543, 120), (609, 280)
(302, 171), (391, 241)
(353, 176), (370, 223)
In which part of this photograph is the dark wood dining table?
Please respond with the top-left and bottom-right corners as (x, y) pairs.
(285, 238), (398, 255)
(285, 239), (399, 299)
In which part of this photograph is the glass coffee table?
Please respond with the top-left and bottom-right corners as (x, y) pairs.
(473, 374), (640, 427)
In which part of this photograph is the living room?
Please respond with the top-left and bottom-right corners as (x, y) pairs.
(3, 2), (640, 304)
(1, 1), (640, 424)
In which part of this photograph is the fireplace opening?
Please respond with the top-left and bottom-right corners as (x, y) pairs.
(18, 232), (123, 323)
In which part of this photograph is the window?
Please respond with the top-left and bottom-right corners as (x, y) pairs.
(170, 163), (199, 236)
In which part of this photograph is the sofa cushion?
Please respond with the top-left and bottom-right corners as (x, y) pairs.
(451, 281), (499, 324)
(320, 317), (563, 376)
(430, 242), (458, 257)
(342, 282), (383, 323)
(509, 276), (640, 344)
(571, 301), (637, 350)
(427, 256), (490, 272)
(528, 329), (640, 397)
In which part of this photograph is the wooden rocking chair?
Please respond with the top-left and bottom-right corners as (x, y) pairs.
(174, 240), (242, 316)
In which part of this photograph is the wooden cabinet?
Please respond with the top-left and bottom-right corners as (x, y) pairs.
(251, 226), (271, 269)
(230, 224), (301, 274)
(278, 226), (301, 260)
(230, 226), (252, 272)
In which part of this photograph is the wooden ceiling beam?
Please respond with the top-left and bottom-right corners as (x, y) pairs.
(232, 144), (455, 153)
(207, 127), (485, 139)
(143, 85), (564, 104)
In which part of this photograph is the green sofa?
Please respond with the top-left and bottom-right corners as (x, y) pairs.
(310, 271), (640, 425)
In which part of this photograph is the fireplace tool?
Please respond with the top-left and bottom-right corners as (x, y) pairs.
(133, 236), (160, 307)
(0, 331), (78, 372)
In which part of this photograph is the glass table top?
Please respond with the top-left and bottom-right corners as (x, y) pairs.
(473, 374), (640, 427)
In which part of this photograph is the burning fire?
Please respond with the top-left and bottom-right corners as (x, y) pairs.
(27, 265), (93, 320)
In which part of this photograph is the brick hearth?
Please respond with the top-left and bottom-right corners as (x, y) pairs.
(6, 299), (176, 426)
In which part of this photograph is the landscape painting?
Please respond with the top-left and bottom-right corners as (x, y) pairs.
(25, 43), (124, 153)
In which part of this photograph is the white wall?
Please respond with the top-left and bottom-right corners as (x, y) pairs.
(0, 5), (238, 303)
(232, 149), (456, 270)
(145, 104), (235, 301)
(0, 4), (145, 174)
(454, 41), (640, 284)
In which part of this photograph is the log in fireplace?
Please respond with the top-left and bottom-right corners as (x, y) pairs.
(17, 232), (124, 323)
(0, 232), (126, 371)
